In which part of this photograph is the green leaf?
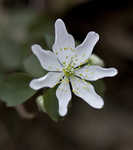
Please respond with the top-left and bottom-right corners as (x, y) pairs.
(43, 87), (59, 122)
(23, 54), (47, 78)
(44, 32), (54, 49)
(0, 73), (36, 106)
(27, 15), (54, 50)
(0, 38), (25, 71)
(91, 80), (106, 97)
(0, 10), (35, 72)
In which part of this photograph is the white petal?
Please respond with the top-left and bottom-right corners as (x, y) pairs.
(30, 72), (64, 90)
(52, 19), (75, 66)
(70, 76), (104, 109)
(73, 32), (99, 67)
(75, 65), (118, 81)
(32, 44), (62, 71)
(56, 78), (72, 116)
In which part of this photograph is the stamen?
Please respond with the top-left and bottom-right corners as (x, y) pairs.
(62, 63), (74, 78)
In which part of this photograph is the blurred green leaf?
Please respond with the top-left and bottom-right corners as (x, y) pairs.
(0, 73), (36, 106)
(0, 10), (35, 72)
(28, 15), (54, 49)
(0, 10), (35, 42)
(91, 80), (106, 97)
(43, 87), (59, 122)
(23, 54), (47, 78)
(0, 38), (26, 71)
(44, 32), (54, 49)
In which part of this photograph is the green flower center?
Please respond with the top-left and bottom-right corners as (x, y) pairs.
(63, 64), (74, 78)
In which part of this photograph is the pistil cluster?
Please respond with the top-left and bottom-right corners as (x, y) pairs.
(62, 63), (74, 78)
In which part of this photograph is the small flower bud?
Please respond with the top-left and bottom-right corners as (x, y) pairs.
(89, 54), (104, 66)
(36, 96), (46, 113)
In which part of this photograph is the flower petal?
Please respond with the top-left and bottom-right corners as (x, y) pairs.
(73, 32), (99, 67)
(70, 76), (104, 109)
(56, 78), (72, 116)
(75, 65), (118, 81)
(32, 44), (62, 71)
(30, 72), (64, 90)
(52, 19), (75, 66)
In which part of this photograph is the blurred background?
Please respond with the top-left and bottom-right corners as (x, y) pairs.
(0, 0), (133, 149)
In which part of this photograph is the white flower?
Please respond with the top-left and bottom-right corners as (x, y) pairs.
(29, 19), (118, 116)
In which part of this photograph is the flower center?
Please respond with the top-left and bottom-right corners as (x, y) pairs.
(62, 64), (74, 78)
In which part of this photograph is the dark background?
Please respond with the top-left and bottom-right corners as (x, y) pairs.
(0, 0), (133, 149)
